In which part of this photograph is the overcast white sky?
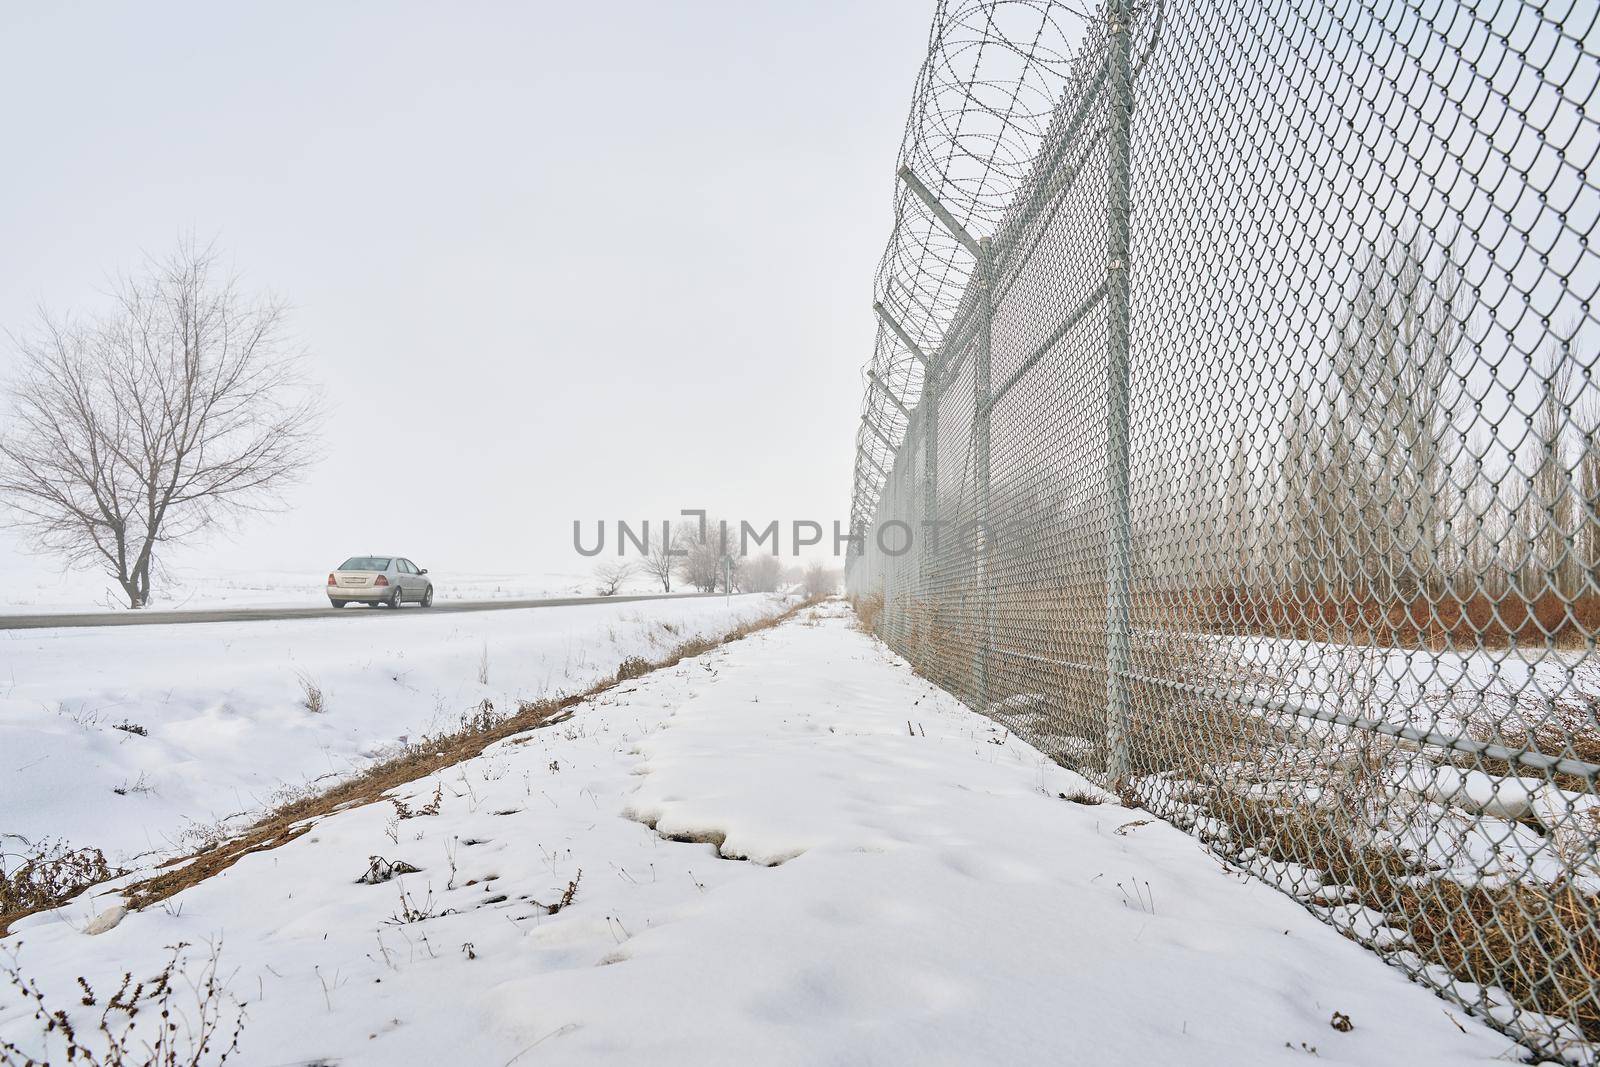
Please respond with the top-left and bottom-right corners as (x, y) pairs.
(0, 1), (929, 583)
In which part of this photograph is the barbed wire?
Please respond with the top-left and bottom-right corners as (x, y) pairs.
(854, 1), (1095, 539)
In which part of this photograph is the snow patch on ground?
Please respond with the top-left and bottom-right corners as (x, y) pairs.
(0, 602), (1519, 1065)
(0, 594), (786, 863)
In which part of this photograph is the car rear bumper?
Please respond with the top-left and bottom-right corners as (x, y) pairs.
(329, 586), (390, 602)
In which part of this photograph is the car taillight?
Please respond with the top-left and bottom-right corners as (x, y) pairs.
(327, 573), (336, 586)
(374, 574), (389, 587)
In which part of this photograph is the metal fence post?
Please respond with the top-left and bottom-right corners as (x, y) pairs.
(873, 299), (940, 608)
(1103, 0), (1135, 785)
(975, 236), (993, 712)
(922, 365), (939, 597)
(891, 165), (991, 673)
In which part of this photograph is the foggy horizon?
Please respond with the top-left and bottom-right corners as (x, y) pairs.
(0, 0), (928, 585)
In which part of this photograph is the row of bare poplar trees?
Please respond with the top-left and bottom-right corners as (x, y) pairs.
(1190, 238), (1599, 609)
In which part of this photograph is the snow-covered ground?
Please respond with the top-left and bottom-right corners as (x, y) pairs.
(0, 594), (787, 864)
(1218, 634), (1600, 892)
(1, 602), (1519, 1065)
(0, 561), (638, 614)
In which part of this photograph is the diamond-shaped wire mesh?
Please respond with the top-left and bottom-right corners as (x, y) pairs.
(847, 1), (1600, 1058)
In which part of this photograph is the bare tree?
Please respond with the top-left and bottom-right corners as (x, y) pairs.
(1523, 346), (1580, 598)
(0, 242), (321, 607)
(1274, 380), (1320, 596)
(593, 560), (634, 597)
(1579, 397), (1600, 586)
(641, 523), (683, 593)
(1459, 428), (1514, 598)
(802, 560), (838, 598)
(742, 554), (783, 593)
(1325, 235), (1471, 599)
(677, 518), (729, 594)
(1222, 429), (1256, 585)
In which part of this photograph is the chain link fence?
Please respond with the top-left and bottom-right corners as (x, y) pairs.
(845, 1), (1600, 1058)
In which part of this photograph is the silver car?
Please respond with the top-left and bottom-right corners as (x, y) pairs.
(327, 555), (434, 608)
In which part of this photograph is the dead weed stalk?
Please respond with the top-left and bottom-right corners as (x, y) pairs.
(0, 940), (243, 1066)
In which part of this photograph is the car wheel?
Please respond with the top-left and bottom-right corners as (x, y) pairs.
(329, 599), (347, 609)
(420, 585), (434, 608)
(385, 587), (402, 609)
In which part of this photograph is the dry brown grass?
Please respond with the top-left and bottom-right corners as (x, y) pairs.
(0, 840), (120, 923)
(1194, 787), (1600, 1044)
(1382, 877), (1600, 1043)
(296, 671), (325, 715)
(1456, 666), (1600, 793)
(614, 656), (653, 683)
(0, 598), (816, 937)
(1213, 587), (1600, 650)
(899, 598), (986, 703)
(850, 594), (884, 634)
(1120, 625), (1600, 1046)
(957, 577), (1600, 651)
(1119, 628), (1600, 1047)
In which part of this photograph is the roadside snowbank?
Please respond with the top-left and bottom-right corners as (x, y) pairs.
(0, 563), (628, 614)
(0, 602), (1517, 1065)
(0, 594), (785, 863)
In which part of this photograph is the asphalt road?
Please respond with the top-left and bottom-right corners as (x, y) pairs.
(0, 591), (726, 630)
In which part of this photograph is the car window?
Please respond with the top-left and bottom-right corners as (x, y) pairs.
(399, 559), (415, 575)
(340, 556), (392, 571)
